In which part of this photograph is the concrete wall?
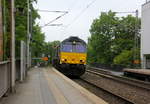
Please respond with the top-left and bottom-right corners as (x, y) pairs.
(141, 2), (150, 54)
(141, 2), (150, 68)
(0, 61), (11, 98)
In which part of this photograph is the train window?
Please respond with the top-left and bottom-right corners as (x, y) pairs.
(61, 43), (86, 53)
(61, 44), (72, 52)
(75, 45), (86, 53)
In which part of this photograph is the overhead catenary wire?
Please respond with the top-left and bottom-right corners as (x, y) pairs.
(46, 24), (63, 26)
(61, 0), (96, 41)
(67, 0), (79, 11)
(38, 0), (82, 29)
(38, 10), (68, 13)
(38, 0), (79, 28)
(66, 0), (97, 28)
(39, 11), (68, 28)
(59, 0), (81, 40)
(60, 0), (97, 41)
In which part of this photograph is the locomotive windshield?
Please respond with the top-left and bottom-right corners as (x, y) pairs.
(74, 45), (86, 53)
(61, 44), (72, 52)
(61, 43), (86, 53)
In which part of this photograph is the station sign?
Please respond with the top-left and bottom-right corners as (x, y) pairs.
(42, 57), (48, 61)
(133, 60), (140, 64)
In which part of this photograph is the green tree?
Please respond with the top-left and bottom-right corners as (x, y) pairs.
(31, 25), (45, 58)
(113, 49), (140, 67)
(88, 11), (119, 64)
(88, 11), (141, 67)
(34, 41), (60, 65)
(3, 0), (43, 60)
(15, 0), (40, 58)
(113, 50), (133, 67)
(112, 15), (140, 56)
(45, 41), (60, 64)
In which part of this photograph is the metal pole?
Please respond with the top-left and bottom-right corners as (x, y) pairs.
(136, 10), (139, 60)
(27, 0), (30, 68)
(0, 0), (3, 61)
(29, 10), (32, 67)
(134, 10), (139, 68)
(3, 0), (6, 60)
(10, 0), (15, 91)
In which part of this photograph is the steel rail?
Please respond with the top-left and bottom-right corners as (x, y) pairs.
(86, 68), (150, 90)
(84, 69), (150, 104)
(79, 77), (134, 104)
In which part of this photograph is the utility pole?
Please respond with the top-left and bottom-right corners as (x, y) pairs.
(29, 10), (32, 67)
(27, 0), (30, 68)
(0, 0), (3, 61)
(10, 0), (15, 91)
(134, 10), (139, 68)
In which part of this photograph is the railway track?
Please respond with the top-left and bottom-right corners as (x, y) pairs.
(78, 67), (150, 104)
(74, 78), (133, 104)
(87, 68), (150, 89)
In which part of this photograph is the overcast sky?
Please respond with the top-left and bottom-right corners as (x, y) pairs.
(34, 0), (146, 42)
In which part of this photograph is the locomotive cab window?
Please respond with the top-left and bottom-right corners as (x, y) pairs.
(61, 44), (72, 52)
(61, 42), (86, 53)
(72, 44), (86, 53)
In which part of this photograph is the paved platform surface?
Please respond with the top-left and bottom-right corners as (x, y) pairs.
(124, 69), (150, 76)
(0, 67), (107, 104)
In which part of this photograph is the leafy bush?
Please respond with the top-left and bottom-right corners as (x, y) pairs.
(113, 50), (133, 67)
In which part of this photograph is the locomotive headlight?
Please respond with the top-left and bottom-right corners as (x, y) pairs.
(61, 59), (67, 62)
(73, 41), (76, 45)
(61, 59), (65, 61)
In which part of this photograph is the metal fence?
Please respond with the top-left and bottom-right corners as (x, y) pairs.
(20, 41), (27, 82)
(0, 61), (10, 98)
(146, 59), (150, 69)
(89, 63), (125, 72)
(0, 41), (27, 98)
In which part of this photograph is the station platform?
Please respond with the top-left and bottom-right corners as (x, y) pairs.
(124, 69), (150, 76)
(0, 67), (107, 104)
(123, 69), (150, 80)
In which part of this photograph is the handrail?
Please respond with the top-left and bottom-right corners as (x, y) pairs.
(0, 61), (10, 65)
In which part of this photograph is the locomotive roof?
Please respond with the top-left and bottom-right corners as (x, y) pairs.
(62, 36), (86, 45)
